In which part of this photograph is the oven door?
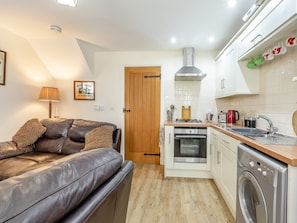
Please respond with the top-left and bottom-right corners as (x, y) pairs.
(174, 135), (207, 163)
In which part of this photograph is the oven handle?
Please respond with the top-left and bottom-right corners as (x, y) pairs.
(175, 135), (206, 139)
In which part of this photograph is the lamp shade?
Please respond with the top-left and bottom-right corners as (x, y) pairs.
(39, 87), (60, 102)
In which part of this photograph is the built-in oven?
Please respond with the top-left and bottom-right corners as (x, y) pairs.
(174, 127), (207, 163)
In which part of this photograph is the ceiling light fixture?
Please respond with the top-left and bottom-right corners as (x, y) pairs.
(208, 36), (215, 43)
(228, 0), (236, 7)
(57, 0), (78, 7)
(170, 37), (177, 44)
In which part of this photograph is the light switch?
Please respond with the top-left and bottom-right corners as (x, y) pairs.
(93, 105), (100, 111)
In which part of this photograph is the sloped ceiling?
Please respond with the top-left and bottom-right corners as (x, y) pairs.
(28, 38), (93, 79)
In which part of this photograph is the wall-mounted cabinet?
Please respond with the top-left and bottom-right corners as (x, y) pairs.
(238, 0), (297, 60)
(215, 40), (259, 99)
(216, 0), (297, 99)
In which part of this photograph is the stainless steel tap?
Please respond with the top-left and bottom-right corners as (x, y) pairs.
(257, 115), (278, 135)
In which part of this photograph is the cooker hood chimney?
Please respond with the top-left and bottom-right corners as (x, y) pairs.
(175, 47), (206, 81)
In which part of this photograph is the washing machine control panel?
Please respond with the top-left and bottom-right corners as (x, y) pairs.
(248, 159), (275, 183)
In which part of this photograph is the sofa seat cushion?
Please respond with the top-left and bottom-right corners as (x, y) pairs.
(0, 148), (123, 223)
(0, 152), (65, 181)
(0, 141), (32, 160)
(0, 157), (38, 181)
(17, 152), (65, 163)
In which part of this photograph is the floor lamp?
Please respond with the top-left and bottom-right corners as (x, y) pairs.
(39, 87), (60, 118)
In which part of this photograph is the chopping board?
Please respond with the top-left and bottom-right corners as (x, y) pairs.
(182, 106), (191, 120)
(292, 110), (297, 135)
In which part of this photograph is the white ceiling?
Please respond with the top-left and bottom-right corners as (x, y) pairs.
(0, 0), (256, 52)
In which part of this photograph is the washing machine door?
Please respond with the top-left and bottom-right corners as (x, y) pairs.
(238, 171), (268, 223)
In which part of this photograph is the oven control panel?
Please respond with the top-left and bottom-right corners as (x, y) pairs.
(174, 127), (207, 135)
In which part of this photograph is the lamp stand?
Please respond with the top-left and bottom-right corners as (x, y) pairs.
(49, 101), (52, 118)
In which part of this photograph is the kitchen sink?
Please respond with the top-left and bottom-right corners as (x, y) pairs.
(227, 127), (297, 145)
(246, 134), (297, 145)
(227, 127), (267, 135)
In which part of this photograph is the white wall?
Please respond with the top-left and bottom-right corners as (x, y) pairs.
(0, 28), (55, 141)
(59, 50), (217, 124)
(57, 50), (217, 159)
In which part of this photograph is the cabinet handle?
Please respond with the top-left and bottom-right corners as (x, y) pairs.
(210, 144), (212, 155)
(217, 151), (220, 164)
(169, 134), (171, 144)
(221, 78), (225, 89)
(222, 139), (230, 144)
(251, 34), (262, 44)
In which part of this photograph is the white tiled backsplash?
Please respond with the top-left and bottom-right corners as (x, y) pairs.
(218, 47), (297, 137)
(173, 80), (217, 122)
(174, 81), (200, 117)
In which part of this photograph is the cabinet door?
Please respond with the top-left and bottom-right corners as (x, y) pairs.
(216, 41), (259, 98)
(215, 44), (236, 98)
(219, 134), (239, 217)
(164, 126), (174, 168)
(215, 57), (224, 97)
(223, 46), (235, 96)
(238, 0), (296, 59)
(210, 129), (220, 182)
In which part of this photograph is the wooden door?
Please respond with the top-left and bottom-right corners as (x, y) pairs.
(124, 67), (160, 164)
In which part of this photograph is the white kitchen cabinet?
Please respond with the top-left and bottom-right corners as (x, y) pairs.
(164, 126), (174, 169)
(210, 128), (220, 182)
(209, 128), (239, 218)
(215, 47), (233, 97)
(215, 41), (259, 98)
(238, 0), (297, 60)
(219, 133), (239, 217)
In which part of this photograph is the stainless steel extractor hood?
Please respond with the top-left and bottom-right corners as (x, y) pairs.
(175, 47), (206, 81)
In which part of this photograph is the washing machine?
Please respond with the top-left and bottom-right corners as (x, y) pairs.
(236, 143), (288, 223)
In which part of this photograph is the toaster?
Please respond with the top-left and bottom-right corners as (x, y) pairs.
(218, 111), (227, 123)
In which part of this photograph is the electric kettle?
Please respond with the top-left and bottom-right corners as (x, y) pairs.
(227, 110), (240, 124)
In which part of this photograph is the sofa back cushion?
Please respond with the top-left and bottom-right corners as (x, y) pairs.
(61, 119), (116, 154)
(35, 119), (74, 153)
(35, 118), (117, 155)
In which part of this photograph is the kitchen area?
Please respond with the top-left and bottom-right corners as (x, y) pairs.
(162, 0), (297, 222)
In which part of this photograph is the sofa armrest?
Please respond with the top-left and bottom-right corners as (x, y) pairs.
(113, 128), (121, 153)
(0, 141), (32, 160)
(0, 148), (123, 223)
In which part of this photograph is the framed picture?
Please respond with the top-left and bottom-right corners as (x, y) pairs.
(0, 50), (7, 85)
(74, 81), (95, 100)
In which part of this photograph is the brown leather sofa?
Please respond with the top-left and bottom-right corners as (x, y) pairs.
(0, 118), (133, 223)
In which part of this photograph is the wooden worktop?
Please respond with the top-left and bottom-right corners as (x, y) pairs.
(164, 121), (297, 166)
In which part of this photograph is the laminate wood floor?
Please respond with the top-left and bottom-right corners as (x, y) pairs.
(126, 163), (235, 223)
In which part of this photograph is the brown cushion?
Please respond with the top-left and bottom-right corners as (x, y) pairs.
(82, 125), (113, 151)
(12, 119), (46, 148)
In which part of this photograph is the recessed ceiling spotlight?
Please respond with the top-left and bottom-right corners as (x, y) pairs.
(228, 0), (236, 7)
(50, 25), (62, 33)
(208, 36), (215, 43)
(170, 37), (177, 44)
(57, 0), (77, 7)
